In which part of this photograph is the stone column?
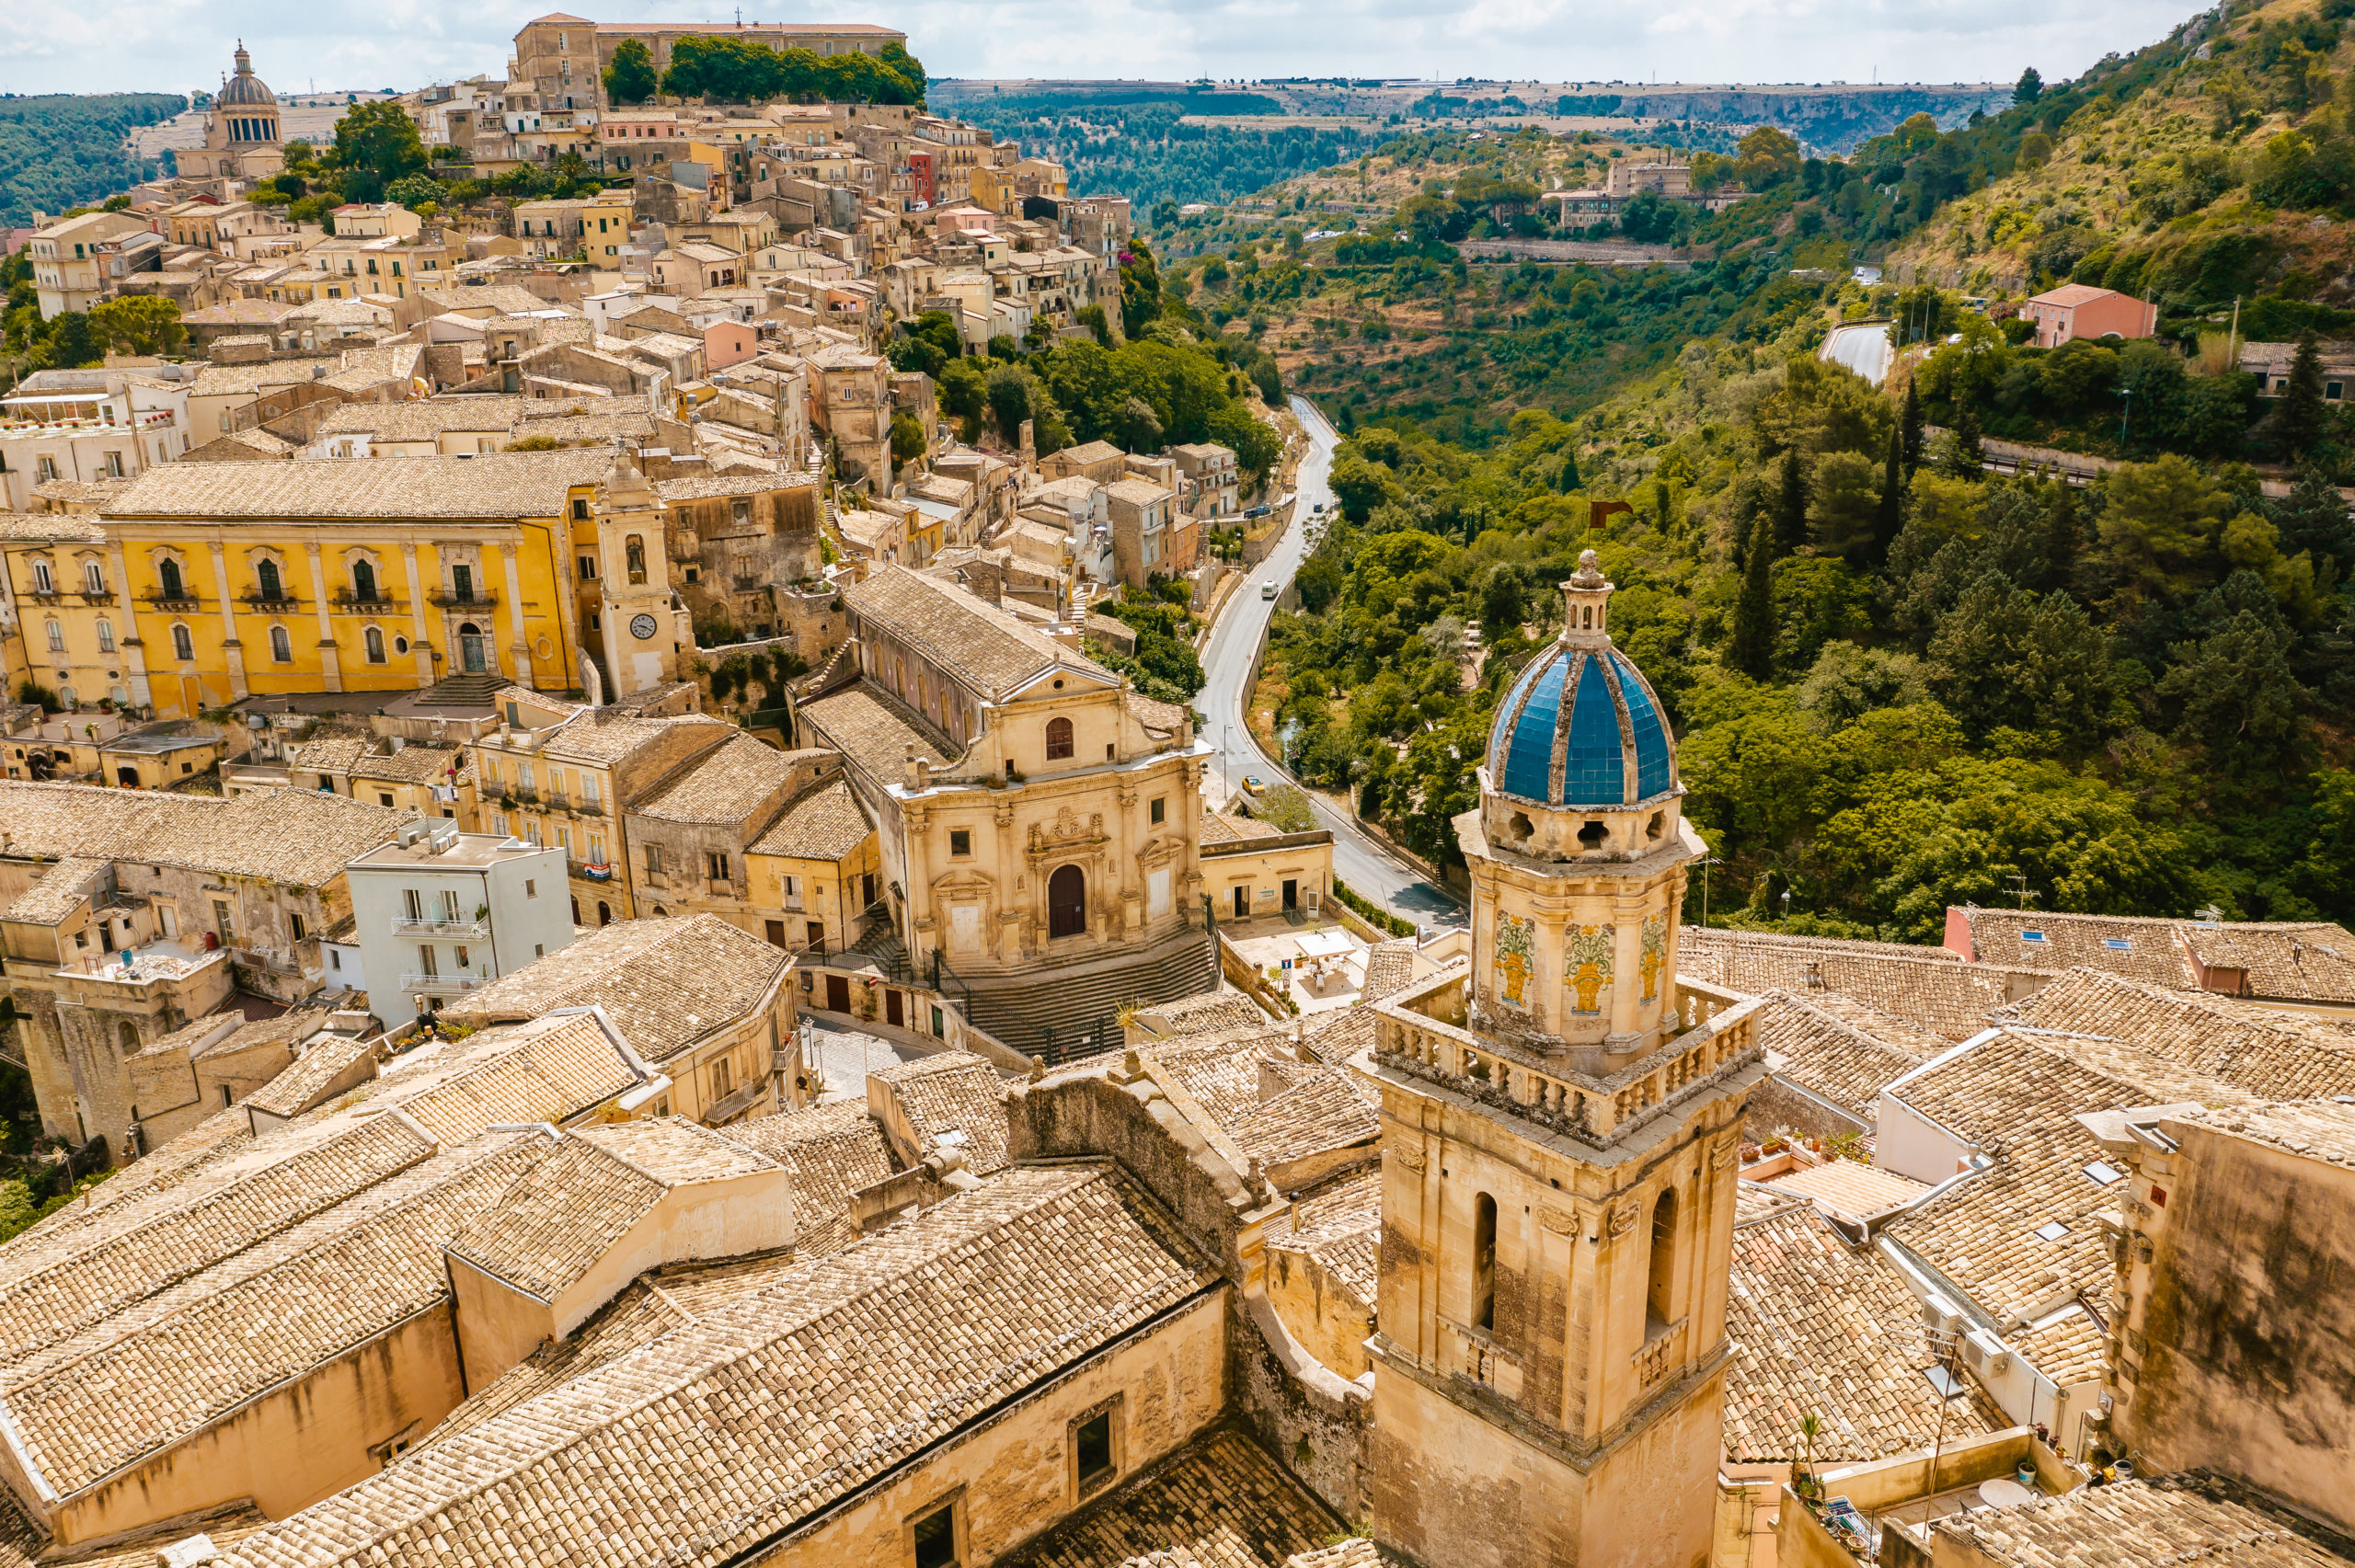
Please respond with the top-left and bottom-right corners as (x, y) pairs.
(400, 544), (434, 687)
(1115, 780), (1141, 936)
(995, 798), (1021, 962)
(498, 541), (528, 682)
(304, 542), (343, 692)
(107, 543), (152, 712)
(206, 543), (247, 699)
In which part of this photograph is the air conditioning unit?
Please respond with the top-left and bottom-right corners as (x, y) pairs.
(1921, 1293), (1964, 1337)
(1963, 1326), (2011, 1377)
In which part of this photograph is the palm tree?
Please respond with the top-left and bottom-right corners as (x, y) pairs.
(1796, 1411), (1825, 1498)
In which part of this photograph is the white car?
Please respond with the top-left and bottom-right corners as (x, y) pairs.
(1260, 579), (1278, 601)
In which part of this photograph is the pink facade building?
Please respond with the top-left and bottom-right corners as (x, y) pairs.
(2023, 284), (2158, 349)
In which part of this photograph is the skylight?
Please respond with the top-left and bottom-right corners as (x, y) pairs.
(2020, 930), (2047, 943)
(1924, 1365), (1965, 1398)
(2084, 1161), (2123, 1186)
(2035, 1220), (2071, 1242)
(2103, 938), (2132, 951)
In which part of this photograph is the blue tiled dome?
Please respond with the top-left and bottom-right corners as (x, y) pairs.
(1488, 645), (1674, 809)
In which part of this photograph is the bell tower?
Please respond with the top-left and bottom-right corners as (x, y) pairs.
(591, 451), (687, 698)
(1361, 551), (1764, 1568)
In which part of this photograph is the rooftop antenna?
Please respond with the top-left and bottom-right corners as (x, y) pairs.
(2005, 874), (2037, 910)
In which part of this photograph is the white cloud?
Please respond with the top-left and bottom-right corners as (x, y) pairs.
(0, 0), (2193, 98)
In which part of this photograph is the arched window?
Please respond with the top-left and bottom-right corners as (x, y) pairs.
(1047, 864), (1086, 939)
(1472, 1192), (1498, 1332)
(269, 624), (293, 663)
(43, 620), (63, 653)
(364, 626), (386, 664)
(171, 624), (194, 661)
(352, 559), (376, 601)
(626, 534), (648, 584)
(157, 558), (184, 600)
(257, 559), (283, 601)
(1044, 715), (1074, 761)
(118, 1020), (140, 1056)
(96, 618), (114, 653)
(1646, 1187), (1679, 1333)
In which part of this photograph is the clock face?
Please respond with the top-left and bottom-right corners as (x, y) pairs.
(629, 612), (659, 641)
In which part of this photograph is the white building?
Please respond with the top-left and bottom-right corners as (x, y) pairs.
(345, 819), (574, 1017)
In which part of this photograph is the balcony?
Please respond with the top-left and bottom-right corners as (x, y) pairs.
(143, 593), (202, 612)
(426, 587), (498, 609)
(240, 592), (300, 611)
(400, 971), (491, 996)
(390, 915), (489, 940)
(330, 589), (401, 612)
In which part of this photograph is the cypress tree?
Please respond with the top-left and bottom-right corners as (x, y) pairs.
(1901, 378), (1924, 475)
(2271, 332), (2329, 458)
(1872, 422), (1905, 567)
(1775, 449), (1809, 555)
(1729, 508), (1777, 680)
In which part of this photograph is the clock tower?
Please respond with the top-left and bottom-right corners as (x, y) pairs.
(1362, 552), (1765, 1568)
(590, 451), (690, 699)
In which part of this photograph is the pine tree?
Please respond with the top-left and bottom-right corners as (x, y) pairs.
(1872, 422), (1905, 567)
(2044, 480), (2079, 591)
(1729, 508), (1777, 680)
(2270, 332), (2329, 458)
(1775, 449), (1809, 555)
(1901, 379), (1924, 475)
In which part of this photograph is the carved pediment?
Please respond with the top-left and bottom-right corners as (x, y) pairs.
(1027, 805), (1106, 858)
(930, 867), (997, 894)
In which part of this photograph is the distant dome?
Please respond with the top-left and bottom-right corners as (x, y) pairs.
(218, 43), (278, 109)
(1486, 553), (1675, 810)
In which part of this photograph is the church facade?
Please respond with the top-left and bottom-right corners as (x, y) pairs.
(174, 44), (287, 182)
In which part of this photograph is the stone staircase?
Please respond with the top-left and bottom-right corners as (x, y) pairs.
(415, 672), (506, 707)
(954, 929), (1222, 1065)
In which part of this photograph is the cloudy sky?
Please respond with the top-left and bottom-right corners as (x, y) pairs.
(3, 0), (2198, 99)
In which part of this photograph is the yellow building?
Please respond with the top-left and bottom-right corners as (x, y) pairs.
(0, 513), (138, 714)
(85, 452), (614, 719)
(743, 774), (881, 956)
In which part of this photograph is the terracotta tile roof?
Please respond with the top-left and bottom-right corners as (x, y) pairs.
(103, 451), (610, 521)
(1957, 909), (2355, 1003)
(1681, 928), (2032, 1041)
(2003, 970), (2355, 1099)
(243, 1029), (377, 1119)
(632, 733), (802, 824)
(218, 1166), (1213, 1568)
(1758, 1158), (1929, 1222)
(0, 783), (410, 888)
(1879, 1029), (2249, 1324)
(1001, 1428), (1343, 1568)
(2012, 1305), (2107, 1386)
(715, 1099), (896, 1253)
(874, 1051), (1011, 1175)
(1282, 1544), (1384, 1568)
(747, 777), (872, 861)
(1, 856), (109, 925)
(1724, 1204), (2005, 1464)
(355, 1011), (651, 1141)
(411, 1282), (688, 1457)
(1145, 990), (1271, 1038)
(798, 680), (957, 781)
(1754, 989), (1938, 1119)
(1267, 1166), (1381, 1309)
(540, 709), (729, 767)
(2173, 1096), (2355, 1170)
(442, 916), (784, 1065)
(651, 473), (820, 502)
(1123, 690), (1188, 733)
(1931, 1471), (2355, 1568)
(1152, 1038), (1378, 1181)
(0, 513), (107, 542)
(447, 1118), (778, 1300)
(0, 1131), (546, 1498)
(313, 395), (530, 439)
(1360, 940), (1419, 1004)
(844, 564), (1109, 699)
(0, 1109), (439, 1369)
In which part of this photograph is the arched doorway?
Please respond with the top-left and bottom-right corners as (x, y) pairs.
(457, 623), (487, 673)
(1047, 864), (1086, 940)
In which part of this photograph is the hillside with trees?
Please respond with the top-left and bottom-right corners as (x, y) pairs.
(0, 94), (183, 225)
(1225, 1), (2355, 936)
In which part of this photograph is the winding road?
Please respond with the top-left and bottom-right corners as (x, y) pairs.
(1193, 398), (1467, 933)
(1820, 320), (1895, 385)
